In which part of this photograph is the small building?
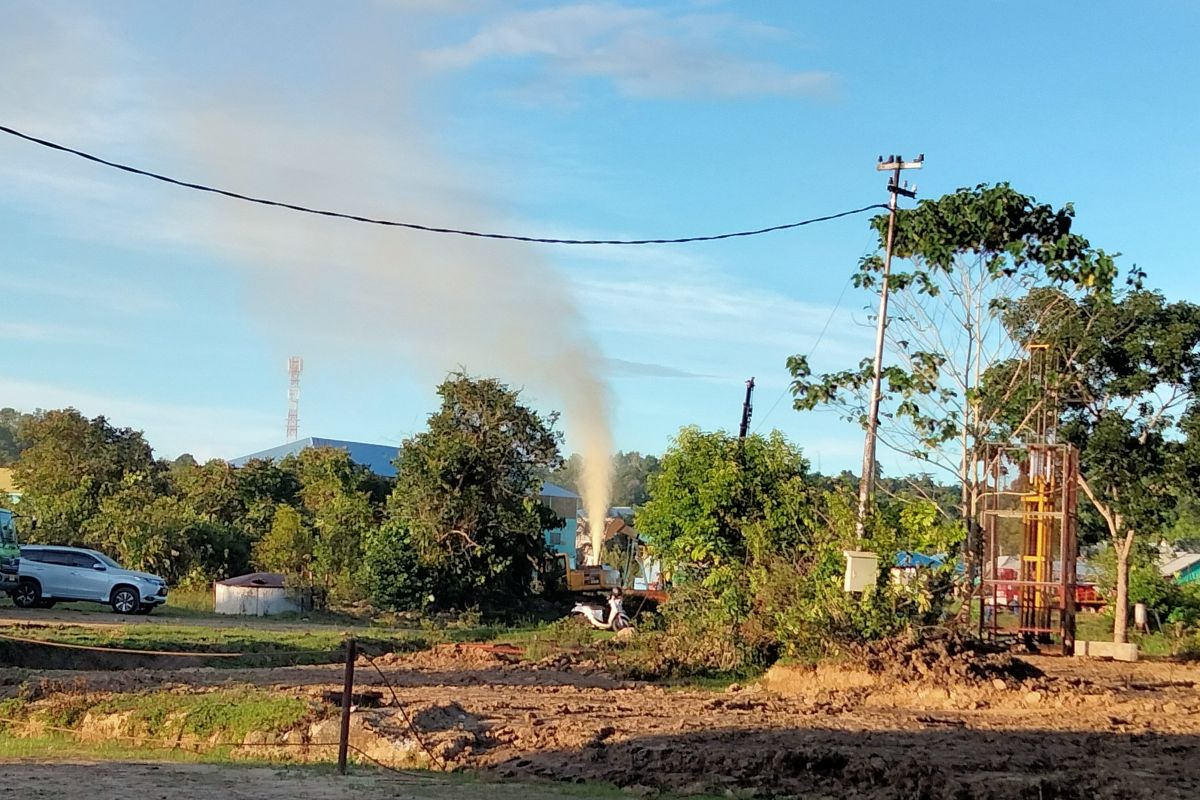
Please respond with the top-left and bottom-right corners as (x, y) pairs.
(214, 572), (303, 616)
(1161, 553), (1200, 585)
(540, 482), (580, 559)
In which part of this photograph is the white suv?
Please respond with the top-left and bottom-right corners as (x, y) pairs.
(13, 546), (168, 614)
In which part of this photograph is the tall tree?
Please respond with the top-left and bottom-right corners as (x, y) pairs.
(282, 447), (380, 598)
(789, 184), (1117, 571)
(253, 504), (315, 584)
(383, 372), (563, 609)
(14, 409), (158, 542)
(984, 283), (1200, 642)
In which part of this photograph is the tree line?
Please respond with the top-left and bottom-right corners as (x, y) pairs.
(5, 182), (1194, 651)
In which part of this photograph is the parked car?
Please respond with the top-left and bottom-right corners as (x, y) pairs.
(12, 546), (168, 614)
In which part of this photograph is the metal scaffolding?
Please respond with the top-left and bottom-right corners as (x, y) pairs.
(977, 443), (1079, 653)
(976, 343), (1079, 654)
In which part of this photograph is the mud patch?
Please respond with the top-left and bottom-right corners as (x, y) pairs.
(851, 629), (1044, 688)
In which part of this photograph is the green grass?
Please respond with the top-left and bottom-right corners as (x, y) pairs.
(0, 617), (595, 668)
(94, 688), (311, 740)
(0, 687), (313, 743)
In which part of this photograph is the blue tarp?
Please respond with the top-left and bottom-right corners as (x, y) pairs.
(894, 551), (947, 569)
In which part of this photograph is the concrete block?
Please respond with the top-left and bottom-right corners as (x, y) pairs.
(1073, 640), (1139, 662)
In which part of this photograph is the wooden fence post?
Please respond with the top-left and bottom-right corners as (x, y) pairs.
(337, 637), (357, 775)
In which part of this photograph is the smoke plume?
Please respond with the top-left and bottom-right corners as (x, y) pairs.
(0, 6), (616, 559)
(174, 107), (613, 561)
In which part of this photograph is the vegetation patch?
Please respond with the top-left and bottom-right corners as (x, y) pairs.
(0, 687), (315, 745)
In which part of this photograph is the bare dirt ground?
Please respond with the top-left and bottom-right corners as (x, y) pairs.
(0, 761), (607, 800)
(7, 641), (1200, 799)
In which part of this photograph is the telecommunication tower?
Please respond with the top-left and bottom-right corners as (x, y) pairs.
(286, 356), (303, 441)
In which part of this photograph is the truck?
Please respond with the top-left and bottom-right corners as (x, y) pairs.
(0, 509), (20, 593)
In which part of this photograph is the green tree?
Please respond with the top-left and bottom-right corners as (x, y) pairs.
(635, 427), (918, 668)
(547, 451), (661, 507)
(984, 283), (1200, 642)
(0, 407), (32, 465)
(789, 184), (1117, 544)
(235, 458), (302, 540)
(610, 451), (661, 507)
(80, 473), (195, 580)
(636, 427), (819, 576)
(253, 505), (314, 584)
(363, 520), (436, 611)
(281, 447), (383, 600)
(14, 409), (159, 542)
(171, 458), (244, 525)
(380, 372), (562, 610)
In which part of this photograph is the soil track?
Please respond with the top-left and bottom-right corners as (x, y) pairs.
(7, 643), (1200, 798)
(0, 761), (602, 800)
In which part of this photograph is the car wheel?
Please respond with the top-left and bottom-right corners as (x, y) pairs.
(111, 586), (140, 614)
(12, 580), (40, 609)
(135, 604), (154, 615)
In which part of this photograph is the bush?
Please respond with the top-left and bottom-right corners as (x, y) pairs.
(362, 521), (437, 611)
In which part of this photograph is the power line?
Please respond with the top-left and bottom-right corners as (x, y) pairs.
(752, 274), (855, 433)
(0, 123), (885, 246)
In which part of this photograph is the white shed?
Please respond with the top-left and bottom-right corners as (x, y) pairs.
(214, 572), (301, 616)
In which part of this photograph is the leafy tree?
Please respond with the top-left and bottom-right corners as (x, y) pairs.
(235, 458), (302, 540)
(789, 184), (1117, 563)
(363, 520), (436, 611)
(636, 427), (819, 575)
(984, 283), (1200, 642)
(279, 447), (384, 600)
(545, 450), (661, 507)
(80, 473), (195, 580)
(635, 427), (927, 669)
(14, 409), (159, 542)
(253, 505), (314, 584)
(381, 372), (562, 610)
(170, 458), (244, 525)
(544, 452), (583, 494)
(0, 407), (32, 465)
(610, 451), (661, 507)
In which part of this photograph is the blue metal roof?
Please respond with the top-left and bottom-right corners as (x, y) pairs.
(540, 482), (580, 499)
(230, 437), (401, 477)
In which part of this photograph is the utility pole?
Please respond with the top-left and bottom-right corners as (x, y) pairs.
(855, 154), (923, 539)
(738, 377), (756, 439)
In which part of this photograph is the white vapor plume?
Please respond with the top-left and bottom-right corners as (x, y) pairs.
(172, 107), (613, 560)
(0, 5), (617, 557)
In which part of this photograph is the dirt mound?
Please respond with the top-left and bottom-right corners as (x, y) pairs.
(367, 643), (521, 671)
(851, 629), (1044, 688)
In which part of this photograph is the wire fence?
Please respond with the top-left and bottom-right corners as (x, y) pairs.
(0, 636), (444, 778)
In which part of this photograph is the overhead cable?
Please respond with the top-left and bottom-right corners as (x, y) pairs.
(0, 123), (885, 245)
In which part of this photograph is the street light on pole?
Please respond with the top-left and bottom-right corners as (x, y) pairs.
(855, 153), (924, 540)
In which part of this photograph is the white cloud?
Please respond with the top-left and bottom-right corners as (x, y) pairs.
(422, 3), (833, 100)
(565, 249), (872, 358)
(0, 378), (278, 462)
(0, 320), (120, 345)
(6, 274), (175, 317)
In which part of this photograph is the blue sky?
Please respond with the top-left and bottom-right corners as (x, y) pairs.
(2, 0), (1197, 474)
